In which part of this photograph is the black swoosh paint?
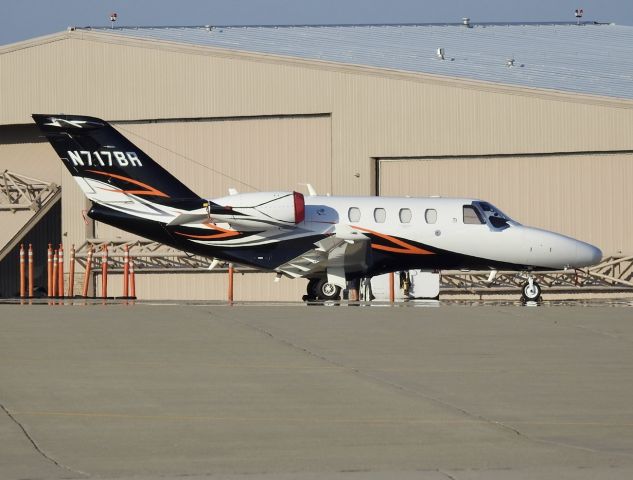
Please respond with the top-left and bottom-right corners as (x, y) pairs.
(88, 204), (327, 270)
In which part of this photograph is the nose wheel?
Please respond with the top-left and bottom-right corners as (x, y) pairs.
(521, 277), (542, 303)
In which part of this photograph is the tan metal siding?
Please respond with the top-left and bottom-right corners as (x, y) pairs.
(0, 37), (333, 124)
(98, 271), (306, 301)
(378, 153), (633, 256)
(61, 169), (92, 244)
(3, 37), (633, 200)
(0, 129), (62, 261)
(0, 127), (61, 183)
(115, 116), (332, 196)
(3, 34), (633, 299)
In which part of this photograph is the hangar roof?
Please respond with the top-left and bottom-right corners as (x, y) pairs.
(86, 22), (633, 100)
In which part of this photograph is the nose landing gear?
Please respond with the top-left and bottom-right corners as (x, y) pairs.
(521, 276), (542, 303)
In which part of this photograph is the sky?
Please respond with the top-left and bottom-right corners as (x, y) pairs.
(3, 0), (633, 46)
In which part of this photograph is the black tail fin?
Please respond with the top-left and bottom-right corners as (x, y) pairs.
(32, 114), (200, 205)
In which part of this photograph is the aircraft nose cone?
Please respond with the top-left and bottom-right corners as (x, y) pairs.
(575, 242), (602, 268)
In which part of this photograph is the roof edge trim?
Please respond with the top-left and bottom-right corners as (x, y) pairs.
(0, 31), (72, 55)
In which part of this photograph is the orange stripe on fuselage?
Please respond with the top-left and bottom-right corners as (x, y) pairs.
(85, 169), (169, 198)
(351, 226), (435, 255)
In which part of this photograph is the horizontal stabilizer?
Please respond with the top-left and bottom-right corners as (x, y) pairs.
(167, 213), (210, 227)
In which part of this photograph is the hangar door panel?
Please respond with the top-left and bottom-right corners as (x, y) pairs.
(94, 115), (331, 240)
(379, 154), (633, 256)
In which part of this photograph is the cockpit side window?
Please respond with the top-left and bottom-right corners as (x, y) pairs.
(463, 205), (485, 224)
(476, 201), (511, 230)
(489, 216), (508, 229)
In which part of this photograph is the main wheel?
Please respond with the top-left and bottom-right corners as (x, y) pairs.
(307, 278), (319, 295)
(521, 280), (542, 301)
(303, 278), (320, 301)
(315, 278), (341, 301)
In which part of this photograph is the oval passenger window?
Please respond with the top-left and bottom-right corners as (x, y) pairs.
(425, 208), (437, 224)
(399, 208), (412, 223)
(348, 207), (361, 222)
(374, 208), (386, 223)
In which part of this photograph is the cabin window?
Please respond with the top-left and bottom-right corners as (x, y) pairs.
(399, 208), (412, 223)
(425, 208), (437, 224)
(463, 205), (485, 224)
(348, 207), (361, 223)
(374, 208), (386, 223)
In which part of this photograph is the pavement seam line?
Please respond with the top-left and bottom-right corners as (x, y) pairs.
(231, 316), (633, 461)
(0, 401), (89, 477)
(438, 469), (458, 480)
(228, 317), (525, 437)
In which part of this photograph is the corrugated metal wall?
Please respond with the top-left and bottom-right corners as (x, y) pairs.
(98, 271), (305, 302)
(0, 125), (61, 183)
(378, 153), (633, 256)
(3, 34), (633, 198)
(2, 33), (633, 299)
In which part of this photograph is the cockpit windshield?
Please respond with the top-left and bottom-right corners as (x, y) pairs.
(474, 201), (515, 229)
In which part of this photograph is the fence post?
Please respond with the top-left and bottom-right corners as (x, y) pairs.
(68, 245), (75, 297)
(228, 263), (234, 302)
(81, 247), (93, 297)
(19, 244), (25, 298)
(47, 244), (53, 297)
(58, 244), (64, 298)
(28, 244), (34, 298)
(52, 250), (58, 298)
(129, 259), (136, 299)
(101, 245), (108, 299)
(123, 245), (130, 298)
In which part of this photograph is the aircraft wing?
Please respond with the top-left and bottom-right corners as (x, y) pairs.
(276, 224), (370, 287)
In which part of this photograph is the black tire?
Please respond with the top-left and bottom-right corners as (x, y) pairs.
(306, 278), (320, 299)
(315, 278), (341, 301)
(521, 281), (542, 301)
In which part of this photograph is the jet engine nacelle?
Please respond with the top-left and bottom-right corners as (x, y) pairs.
(209, 191), (305, 230)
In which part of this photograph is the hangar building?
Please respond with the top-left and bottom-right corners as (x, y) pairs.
(1, 22), (633, 299)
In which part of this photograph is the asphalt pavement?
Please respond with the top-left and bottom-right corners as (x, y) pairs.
(1, 302), (633, 479)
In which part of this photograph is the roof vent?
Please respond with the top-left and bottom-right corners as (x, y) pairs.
(436, 48), (445, 60)
(462, 17), (471, 27)
(204, 24), (213, 32)
(506, 58), (515, 67)
(67, 26), (76, 32)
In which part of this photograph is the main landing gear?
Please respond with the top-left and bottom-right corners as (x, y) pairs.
(303, 278), (342, 301)
(521, 276), (542, 304)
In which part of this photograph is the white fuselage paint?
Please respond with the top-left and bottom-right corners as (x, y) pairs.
(79, 176), (601, 272)
(300, 196), (601, 270)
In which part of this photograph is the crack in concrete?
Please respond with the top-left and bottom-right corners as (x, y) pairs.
(0, 401), (89, 477)
(230, 316), (633, 462)
(438, 469), (458, 480)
